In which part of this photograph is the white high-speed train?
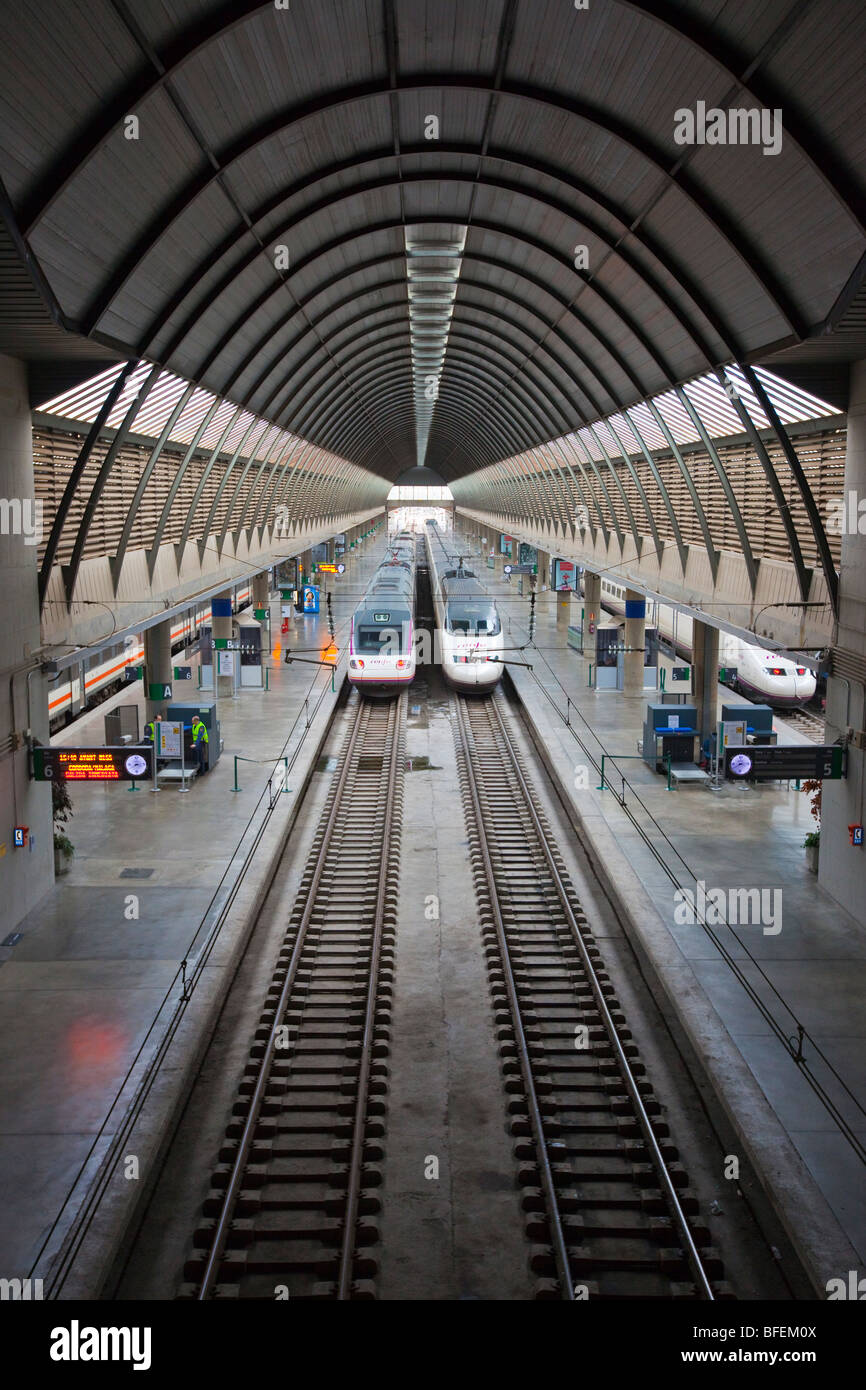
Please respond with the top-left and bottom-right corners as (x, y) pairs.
(597, 577), (816, 708)
(348, 533), (417, 697)
(426, 523), (504, 692)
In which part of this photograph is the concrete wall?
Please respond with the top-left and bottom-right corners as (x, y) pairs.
(821, 360), (866, 926)
(0, 356), (52, 933)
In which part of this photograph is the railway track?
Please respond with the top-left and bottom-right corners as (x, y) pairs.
(453, 691), (725, 1300)
(182, 693), (405, 1299)
(776, 708), (826, 744)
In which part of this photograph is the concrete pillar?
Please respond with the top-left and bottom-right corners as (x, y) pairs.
(0, 355), (52, 926)
(556, 590), (573, 633)
(326, 537), (336, 564)
(582, 570), (601, 668)
(212, 588), (234, 699)
(252, 571), (269, 609)
(299, 549), (312, 585)
(692, 618), (720, 746)
(623, 588), (646, 695)
(536, 549), (550, 592)
(144, 619), (173, 723)
(821, 358), (866, 927)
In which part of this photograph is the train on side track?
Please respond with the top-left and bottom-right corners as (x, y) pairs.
(348, 531), (418, 697)
(426, 522), (504, 692)
(596, 577), (816, 708)
(46, 584), (252, 730)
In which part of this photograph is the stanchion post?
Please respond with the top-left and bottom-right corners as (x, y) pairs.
(232, 754), (240, 792)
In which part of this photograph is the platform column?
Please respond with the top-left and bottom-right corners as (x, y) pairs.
(144, 619), (173, 723)
(821, 358), (866, 928)
(0, 354), (52, 924)
(299, 549), (312, 585)
(623, 589), (646, 695)
(212, 590), (234, 698)
(535, 549), (550, 592)
(582, 570), (601, 668)
(556, 589), (573, 632)
(252, 571), (269, 609)
(692, 619), (720, 748)
(326, 537), (336, 564)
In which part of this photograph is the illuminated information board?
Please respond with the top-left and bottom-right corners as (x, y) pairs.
(32, 746), (153, 783)
(725, 744), (845, 782)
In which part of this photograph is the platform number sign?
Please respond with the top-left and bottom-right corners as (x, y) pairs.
(148, 682), (172, 700)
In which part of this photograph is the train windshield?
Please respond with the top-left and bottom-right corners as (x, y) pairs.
(447, 603), (501, 637)
(354, 613), (406, 653)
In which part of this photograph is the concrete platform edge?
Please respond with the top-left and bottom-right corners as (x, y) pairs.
(47, 674), (348, 1300)
(506, 669), (859, 1300)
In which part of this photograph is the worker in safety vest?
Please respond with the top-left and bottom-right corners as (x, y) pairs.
(191, 714), (209, 771)
(143, 719), (156, 743)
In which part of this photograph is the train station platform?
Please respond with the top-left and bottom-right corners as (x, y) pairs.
(474, 551), (866, 1289)
(0, 542), (386, 1289)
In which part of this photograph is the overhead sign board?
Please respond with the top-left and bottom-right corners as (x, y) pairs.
(725, 744), (846, 782)
(32, 746), (154, 783)
(317, 562), (338, 573)
(147, 682), (172, 700)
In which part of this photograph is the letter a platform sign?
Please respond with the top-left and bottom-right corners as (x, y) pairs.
(148, 682), (173, 700)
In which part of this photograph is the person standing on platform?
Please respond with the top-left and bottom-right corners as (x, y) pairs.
(191, 714), (209, 773)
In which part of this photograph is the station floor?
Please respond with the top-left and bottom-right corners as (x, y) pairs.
(474, 548), (866, 1269)
(0, 543), (384, 1279)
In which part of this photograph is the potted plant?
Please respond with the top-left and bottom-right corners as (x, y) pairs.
(52, 779), (74, 875)
(801, 778), (821, 872)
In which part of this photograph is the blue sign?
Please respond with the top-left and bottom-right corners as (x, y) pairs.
(302, 585), (320, 614)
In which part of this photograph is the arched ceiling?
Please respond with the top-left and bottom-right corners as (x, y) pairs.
(1, 0), (865, 482)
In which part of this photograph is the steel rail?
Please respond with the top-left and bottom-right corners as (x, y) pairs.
(454, 695), (575, 1301)
(477, 691), (715, 1300)
(337, 691), (403, 1298)
(196, 696), (375, 1299)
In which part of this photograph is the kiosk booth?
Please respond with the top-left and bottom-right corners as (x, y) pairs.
(595, 621), (659, 692)
(235, 613), (263, 688)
